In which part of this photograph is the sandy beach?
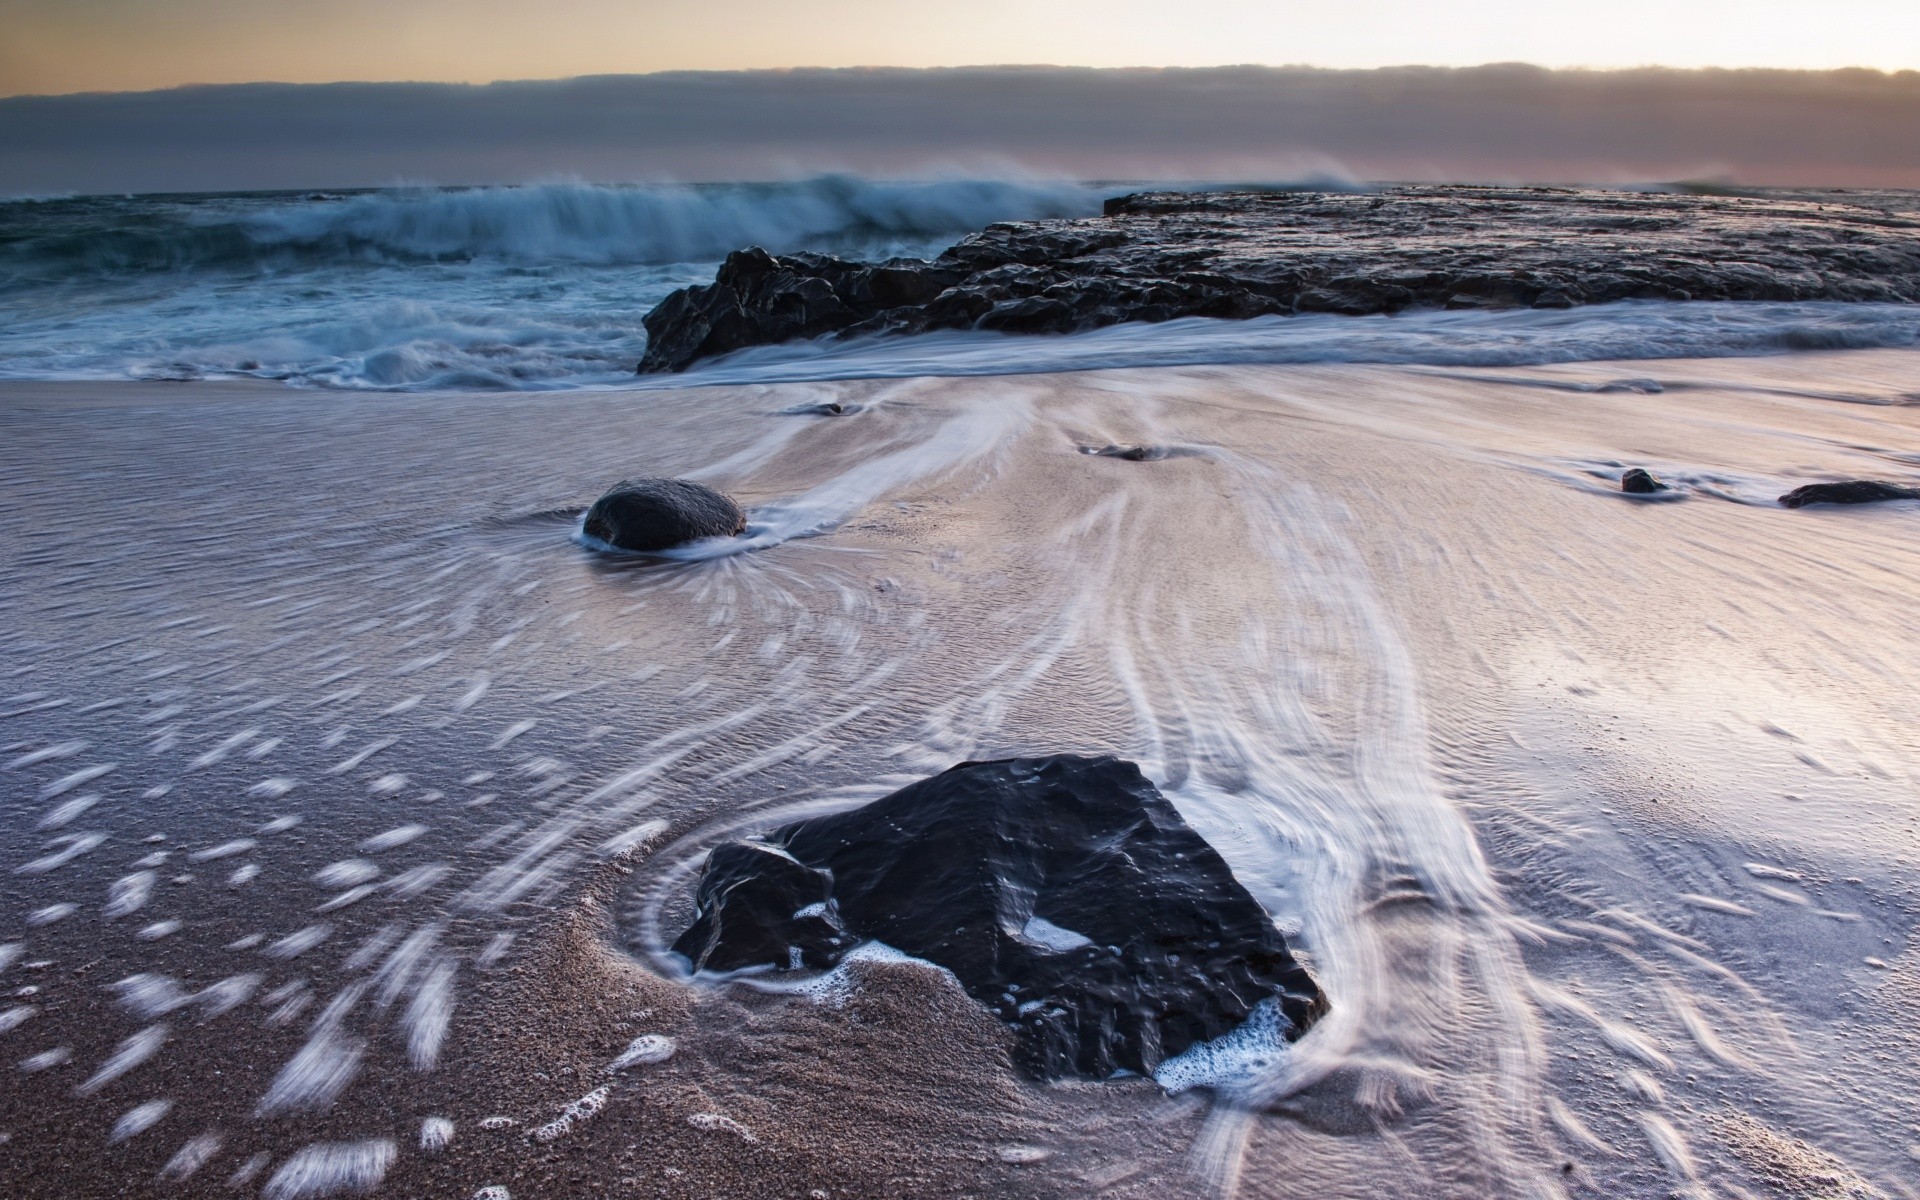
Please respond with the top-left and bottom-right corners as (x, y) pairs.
(2, 350), (1919, 1198)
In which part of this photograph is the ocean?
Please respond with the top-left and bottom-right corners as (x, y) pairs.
(6, 178), (1920, 394)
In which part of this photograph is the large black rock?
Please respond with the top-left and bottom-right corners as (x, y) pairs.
(671, 754), (1327, 1080)
(1778, 480), (1920, 508)
(582, 478), (746, 552)
(637, 187), (1920, 372)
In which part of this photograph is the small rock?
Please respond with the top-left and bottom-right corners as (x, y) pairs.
(1620, 468), (1667, 494)
(582, 479), (747, 553)
(1778, 480), (1920, 508)
(1082, 444), (1166, 462)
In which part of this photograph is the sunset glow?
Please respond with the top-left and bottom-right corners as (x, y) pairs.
(5, 0), (1919, 97)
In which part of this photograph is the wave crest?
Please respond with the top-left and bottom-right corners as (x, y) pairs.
(3, 176), (1101, 275)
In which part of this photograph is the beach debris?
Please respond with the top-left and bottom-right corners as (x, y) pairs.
(1778, 479), (1920, 507)
(672, 754), (1326, 1080)
(1620, 468), (1667, 493)
(581, 478), (746, 552)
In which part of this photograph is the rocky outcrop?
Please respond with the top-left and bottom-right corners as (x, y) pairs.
(582, 478), (746, 552)
(671, 754), (1327, 1081)
(1778, 480), (1920, 508)
(637, 186), (1920, 372)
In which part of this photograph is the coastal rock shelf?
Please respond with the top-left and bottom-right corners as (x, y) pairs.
(672, 754), (1328, 1081)
(637, 186), (1920, 371)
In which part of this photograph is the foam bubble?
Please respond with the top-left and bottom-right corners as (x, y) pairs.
(532, 1086), (610, 1143)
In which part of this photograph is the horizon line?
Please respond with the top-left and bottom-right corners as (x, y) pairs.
(9, 60), (1920, 103)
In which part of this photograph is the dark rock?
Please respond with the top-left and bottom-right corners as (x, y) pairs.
(670, 754), (1327, 1081)
(1082, 444), (1167, 461)
(675, 841), (851, 973)
(582, 478), (746, 552)
(637, 186), (1920, 372)
(1621, 468), (1667, 494)
(1778, 480), (1920, 508)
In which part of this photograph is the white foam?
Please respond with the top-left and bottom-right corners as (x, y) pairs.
(109, 1098), (171, 1143)
(16, 832), (106, 875)
(19, 1046), (71, 1072)
(158, 1130), (222, 1181)
(36, 794), (98, 830)
(313, 860), (379, 888)
(77, 1023), (169, 1095)
(255, 1025), (364, 1115)
(532, 1086), (610, 1143)
(687, 1112), (756, 1142)
(419, 1116), (454, 1152)
(656, 300), (1920, 389)
(606, 1034), (675, 1071)
(261, 1139), (395, 1200)
(1019, 915), (1094, 953)
(104, 871), (156, 918)
(359, 824), (426, 852)
(1152, 999), (1293, 1096)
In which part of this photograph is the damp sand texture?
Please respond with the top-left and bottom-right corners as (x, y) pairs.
(3, 358), (1920, 1198)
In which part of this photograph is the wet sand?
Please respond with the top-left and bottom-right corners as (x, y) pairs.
(3, 355), (1919, 1198)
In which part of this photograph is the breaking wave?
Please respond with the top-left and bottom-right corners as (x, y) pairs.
(0, 176), (1102, 276)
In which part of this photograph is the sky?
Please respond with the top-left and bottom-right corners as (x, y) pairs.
(3, 0), (1920, 97)
(5, 65), (1918, 194)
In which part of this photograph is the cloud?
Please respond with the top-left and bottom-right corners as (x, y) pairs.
(4, 64), (1918, 194)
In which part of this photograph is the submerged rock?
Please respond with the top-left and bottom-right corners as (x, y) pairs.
(671, 754), (1327, 1081)
(637, 186), (1920, 371)
(1778, 480), (1920, 508)
(1620, 468), (1667, 494)
(582, 478), (746, 552)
